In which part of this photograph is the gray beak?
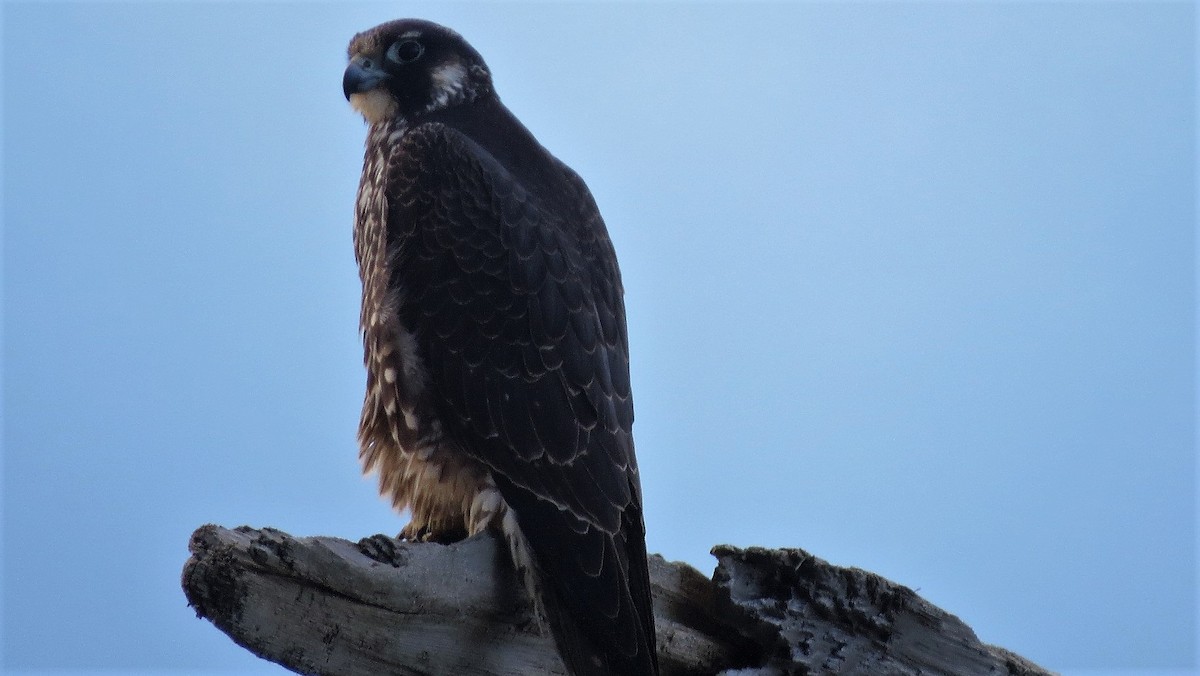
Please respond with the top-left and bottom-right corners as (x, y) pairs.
(343, 55), (391, 100)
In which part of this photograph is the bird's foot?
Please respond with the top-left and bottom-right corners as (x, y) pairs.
(357, 534), (405, 566)
(398, 523), (468, 544)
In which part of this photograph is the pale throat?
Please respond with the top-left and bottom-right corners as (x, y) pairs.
(349, 89), (401, 125)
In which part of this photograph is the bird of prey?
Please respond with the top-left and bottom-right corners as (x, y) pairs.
(343, 19), (658, 676)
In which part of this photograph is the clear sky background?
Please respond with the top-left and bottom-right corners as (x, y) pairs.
(2, 2), (1195, 675)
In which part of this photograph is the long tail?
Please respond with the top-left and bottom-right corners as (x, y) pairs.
(499, 496), (658, 675)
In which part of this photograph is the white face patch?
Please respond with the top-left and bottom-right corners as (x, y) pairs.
(349, 89), (398, 124)
(427, 61), (469, 111)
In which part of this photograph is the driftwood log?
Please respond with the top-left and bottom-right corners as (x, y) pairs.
(182, 525), (1054, 675)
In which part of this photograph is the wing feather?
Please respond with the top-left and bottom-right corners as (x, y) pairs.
(384, 121), (656, 675)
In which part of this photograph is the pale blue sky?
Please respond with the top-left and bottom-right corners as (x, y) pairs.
(2, 2), (1195, 674)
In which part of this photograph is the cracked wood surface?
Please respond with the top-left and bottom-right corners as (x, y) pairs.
(182, 525), (1054, 675)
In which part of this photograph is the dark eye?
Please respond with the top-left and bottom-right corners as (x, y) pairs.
(386, 40), (424, 64)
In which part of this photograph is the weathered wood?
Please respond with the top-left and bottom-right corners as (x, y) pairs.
(182, 525), (1054, 675)
(711, 546), (1055, 675)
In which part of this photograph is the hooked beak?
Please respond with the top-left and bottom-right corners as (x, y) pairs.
(343, 55), (391, 100)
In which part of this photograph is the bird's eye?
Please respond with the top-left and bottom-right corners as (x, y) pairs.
(386, 40), (424, 64)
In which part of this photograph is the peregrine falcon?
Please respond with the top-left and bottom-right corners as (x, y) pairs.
(343, 19), (657, 676)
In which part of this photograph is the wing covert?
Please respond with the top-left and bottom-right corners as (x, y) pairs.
(386, 122), (637, 533)
(383, 123), (656, 673)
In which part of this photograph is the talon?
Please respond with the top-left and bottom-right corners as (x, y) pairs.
(425, 527), (468, 545)
(398, 523), (427, 541)
(398, 522), (467, 544)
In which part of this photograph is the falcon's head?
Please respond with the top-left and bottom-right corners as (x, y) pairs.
(344, 19), (493, 124)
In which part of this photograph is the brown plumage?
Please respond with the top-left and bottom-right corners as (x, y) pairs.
(344, 19), (658, 675)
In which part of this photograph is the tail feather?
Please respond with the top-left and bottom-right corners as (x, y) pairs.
(498, 493), (658, 675)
